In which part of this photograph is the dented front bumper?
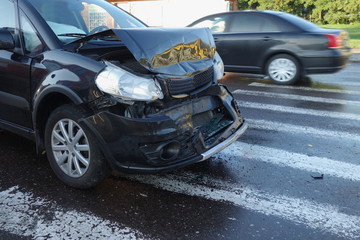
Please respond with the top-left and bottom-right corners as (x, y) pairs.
(83, 85), (247, 173)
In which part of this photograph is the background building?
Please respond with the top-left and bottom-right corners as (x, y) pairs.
(107, 0), (231, 27)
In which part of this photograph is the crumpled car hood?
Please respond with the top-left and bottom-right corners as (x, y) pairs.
(69, 28), (216, 76)
(113, 28), (216, 75)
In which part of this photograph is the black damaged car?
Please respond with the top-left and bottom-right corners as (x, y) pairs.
(0, 0), (247, 188)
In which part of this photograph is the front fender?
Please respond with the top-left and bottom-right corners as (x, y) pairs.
(33, 84), (83, 112)
(30, 50), (106, 152)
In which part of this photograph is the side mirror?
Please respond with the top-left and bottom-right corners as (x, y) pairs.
(0, 28), (15, 50)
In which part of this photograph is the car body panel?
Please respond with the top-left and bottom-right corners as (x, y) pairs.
(112, 28), (216, 75)
(215, 32), (296, 73)
(0, 50), (32, 128)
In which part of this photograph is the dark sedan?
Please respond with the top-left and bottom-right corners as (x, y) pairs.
(188, 11), (351, 85)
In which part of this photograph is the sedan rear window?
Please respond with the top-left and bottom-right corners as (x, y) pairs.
(277, 12), (320, 31)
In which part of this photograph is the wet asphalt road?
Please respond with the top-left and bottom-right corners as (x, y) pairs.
(1, 61), (360, 240)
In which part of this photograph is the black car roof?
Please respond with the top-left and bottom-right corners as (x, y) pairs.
(188, 10), (321, 32)
(188, 10), (280, 25)
(201, 10), (282, 16)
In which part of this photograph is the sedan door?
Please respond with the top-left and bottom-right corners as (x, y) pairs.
(217, 13), (282, 73)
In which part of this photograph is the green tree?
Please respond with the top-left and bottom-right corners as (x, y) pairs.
(237, 0), (258, 9)
(244, 0), (308, 17)
(237, 0), (360, 24)
(308, 0), (360, 24)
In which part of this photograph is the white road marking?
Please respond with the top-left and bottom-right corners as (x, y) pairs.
(237, 101), (360, 121)
(0, 186), (149, 240)
(336, 81), (360, 86)
(217, 142), (360, 182)
(127, 173), (360, 239)
(248, 82), (360, 95)
(248, 118), (360, 141)
(234, 89), (360, 106)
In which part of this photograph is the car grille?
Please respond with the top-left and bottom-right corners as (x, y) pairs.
(165, 66), (214, 95)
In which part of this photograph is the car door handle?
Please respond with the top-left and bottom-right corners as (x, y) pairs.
(263, 36), (272, 41)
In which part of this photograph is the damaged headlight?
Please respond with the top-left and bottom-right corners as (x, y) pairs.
(213, 52), (224, 81)
(95, 62), (164, 101)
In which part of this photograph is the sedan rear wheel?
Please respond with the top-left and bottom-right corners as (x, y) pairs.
(266, 54), (300, 85)
(45, 105), (110, 189)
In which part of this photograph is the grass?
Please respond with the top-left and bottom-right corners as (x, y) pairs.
(321, 22), (360, 49)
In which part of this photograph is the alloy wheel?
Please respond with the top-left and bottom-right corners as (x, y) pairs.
(268, 58), (297, 83)
(51, 119), (90, 178)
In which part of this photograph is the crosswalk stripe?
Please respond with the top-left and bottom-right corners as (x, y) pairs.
(248, 82), (360, 95)
(233, 89), (360, 106)
(339, 82), (360, 86)
(127, 173), (360, 239)
(248, 119), (360, 141)
(217, 142), (360, 182)
(0, 186), (148, 240)
(237, 101), (360, 121)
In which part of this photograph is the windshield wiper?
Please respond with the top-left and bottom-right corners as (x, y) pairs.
(58, 33), (116, 41)
(64, 29), (120, 52)
(58, 33), (87, 37)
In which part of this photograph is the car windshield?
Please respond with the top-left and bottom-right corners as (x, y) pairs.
(27, 0), (146, 43)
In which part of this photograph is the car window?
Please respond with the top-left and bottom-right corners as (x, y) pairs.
(190, 15), (229, 33)
(0, 0), (16, 33)
(81, 4), (119, 32)
(20, 12), (43, 55)
(278, 12), (320, 31)
(229, 14), (280, 33)
(27, 0), (146, 43)
(262, 19), (280, 32)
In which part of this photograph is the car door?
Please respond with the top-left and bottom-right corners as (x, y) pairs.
(0, 0), (43, 130)
(218, 13), (281, 73)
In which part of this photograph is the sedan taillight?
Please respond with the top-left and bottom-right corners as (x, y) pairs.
(323, 34), (343, 48)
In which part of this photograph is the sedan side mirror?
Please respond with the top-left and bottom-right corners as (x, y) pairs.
(0, 28), (15, 50)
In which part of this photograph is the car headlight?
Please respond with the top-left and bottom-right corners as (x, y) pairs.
(95, 62), (163, 101)
(213, 52), (224, 81)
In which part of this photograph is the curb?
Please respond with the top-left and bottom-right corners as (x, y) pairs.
(350, 54), (360, 63)
(350, 49), (360, 63)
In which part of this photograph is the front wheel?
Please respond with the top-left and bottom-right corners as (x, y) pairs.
(45, 105), (110, 189)
(266, 54), (301, 85)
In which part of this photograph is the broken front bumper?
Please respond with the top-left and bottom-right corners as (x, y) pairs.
(83, 85), (247, 173)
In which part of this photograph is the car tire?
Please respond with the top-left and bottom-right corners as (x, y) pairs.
(266, 54), (300, 85)
(45, 104), (110, 189)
